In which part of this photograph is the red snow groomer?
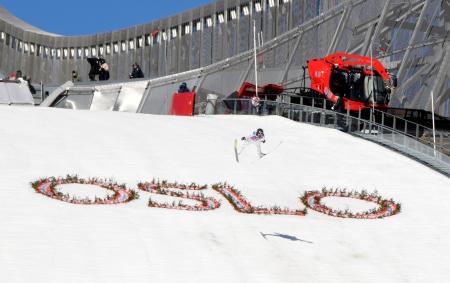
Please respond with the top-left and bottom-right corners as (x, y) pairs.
(237, 81), (284, 99)
(223, 82), (284, 112)
(301, 53), (396, 111)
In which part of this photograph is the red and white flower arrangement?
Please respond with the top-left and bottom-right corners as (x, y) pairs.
(138, 180), (220, 211)
(212, 183), (307, 216)
(31, 175), (138, 205)
(301, 188), (401, 219)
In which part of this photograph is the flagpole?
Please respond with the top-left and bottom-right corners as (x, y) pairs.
(370, 44), (375, 113)
(253, 20), (258, 98)
(370, 43), (376, 130)
(430, 90), (437, 157)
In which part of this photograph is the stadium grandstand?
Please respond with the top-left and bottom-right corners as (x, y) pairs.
(0, 0), (449, 117)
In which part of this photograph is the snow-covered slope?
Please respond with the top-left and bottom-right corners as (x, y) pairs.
(0, 106), (449, 283)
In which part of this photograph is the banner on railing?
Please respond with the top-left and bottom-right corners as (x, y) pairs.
(171, 92), (196, 116)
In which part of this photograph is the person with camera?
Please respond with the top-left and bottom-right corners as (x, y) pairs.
(129, 63), (144, 79)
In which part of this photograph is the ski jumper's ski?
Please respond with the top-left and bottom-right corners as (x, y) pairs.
(234, 139), (239, 162)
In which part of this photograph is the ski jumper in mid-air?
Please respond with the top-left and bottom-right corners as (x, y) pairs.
(235, 128), (266, 161)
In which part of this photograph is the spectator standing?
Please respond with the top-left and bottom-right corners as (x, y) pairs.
(87, 57), (100, 81)
(129, 63), (144, 79)
(24, 76), (36, 94)
(178, 82), (190, 93)
(98, 58), (110, 81)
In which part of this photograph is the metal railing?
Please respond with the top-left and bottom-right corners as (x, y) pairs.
(195, 98), (450, 177)
(369, 107), (447, 151)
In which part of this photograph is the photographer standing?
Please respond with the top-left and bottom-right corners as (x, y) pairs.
(129, 63), (144, 79)
(87, 57), (100, 81)
(87, 57), (110, 81)
(98, 58), (110, 81)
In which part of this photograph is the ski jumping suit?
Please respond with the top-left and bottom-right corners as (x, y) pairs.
(240, 132), (266, 158)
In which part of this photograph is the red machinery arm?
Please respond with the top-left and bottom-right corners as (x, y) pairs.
(324, 53), (390, 81)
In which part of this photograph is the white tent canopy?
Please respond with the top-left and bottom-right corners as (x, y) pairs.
(0, 79), (34, 105)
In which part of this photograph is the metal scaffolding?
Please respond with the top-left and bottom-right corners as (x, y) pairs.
(0, 0), (449, 116)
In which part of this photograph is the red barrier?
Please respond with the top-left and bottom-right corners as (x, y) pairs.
(170, 92), (196, 116)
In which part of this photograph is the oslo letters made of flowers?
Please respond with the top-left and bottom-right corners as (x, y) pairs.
(31, 175), (401, 219)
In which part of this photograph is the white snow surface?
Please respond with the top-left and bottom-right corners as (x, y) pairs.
(1, 106), (449, 283)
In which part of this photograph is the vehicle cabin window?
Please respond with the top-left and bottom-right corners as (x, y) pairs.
(329, 69), (348, 97)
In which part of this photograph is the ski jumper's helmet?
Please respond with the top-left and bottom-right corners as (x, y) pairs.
(256, 128), (264, 137)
